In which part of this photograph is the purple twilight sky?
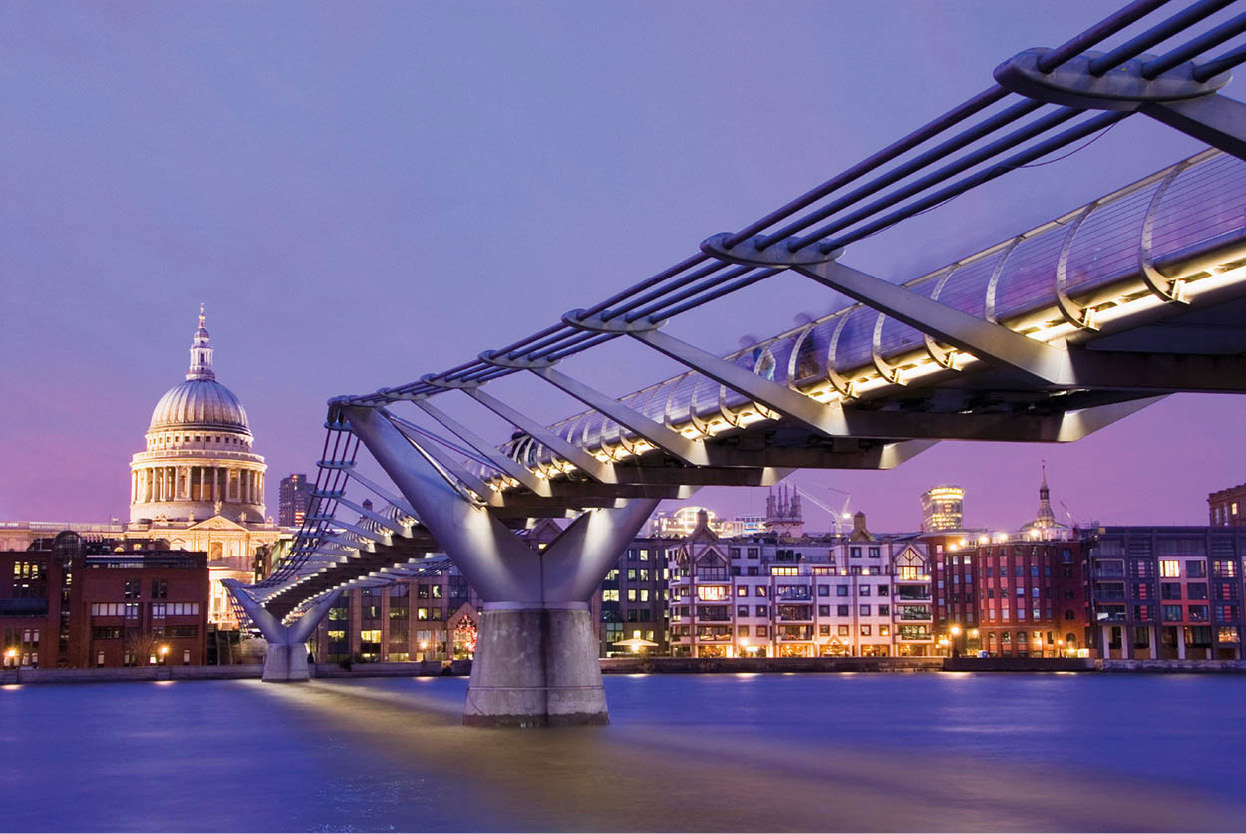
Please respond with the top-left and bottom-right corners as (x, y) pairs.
(3, 2), (1243, 533)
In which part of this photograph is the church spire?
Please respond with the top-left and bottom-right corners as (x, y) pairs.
(1034, 460), (1056, 528)
(187, 303), (215, 380)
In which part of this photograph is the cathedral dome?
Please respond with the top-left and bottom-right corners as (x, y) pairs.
(149, 378), (250, 433)
(146, 304), (252, 434)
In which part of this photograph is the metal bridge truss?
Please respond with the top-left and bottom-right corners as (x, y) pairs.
(244, 0), (1246, 621)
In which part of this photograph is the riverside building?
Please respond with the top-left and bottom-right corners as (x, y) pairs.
(667, 511), (935, 658)
(1086, 526), (1246, 660)
(1, 531), (208, 669)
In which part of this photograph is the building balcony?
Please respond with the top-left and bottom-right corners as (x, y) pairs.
(897, 592), (932, 601)
(897, 634), (934, 642)
(695, 632), (732, 642)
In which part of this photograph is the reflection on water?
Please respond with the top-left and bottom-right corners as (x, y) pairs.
(2, 673), (1244, 832)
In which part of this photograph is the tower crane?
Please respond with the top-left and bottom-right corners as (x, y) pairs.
(788, 483), (853, 535)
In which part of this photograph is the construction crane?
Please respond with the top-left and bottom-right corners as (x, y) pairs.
(788, 483), (852, 535)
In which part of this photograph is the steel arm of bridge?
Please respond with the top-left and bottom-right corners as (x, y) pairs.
(325, 468), (420, 519)
(383, 411), (498, 503)
(480, 351), (711, 466)
(699, 236), (1073, 384)
(332, 519), (392, 547)
(319, 533), (374, 553)
(796, 259), (1074, 384)
(222, 580), (342, 645)
(328, 497), (415, 536)
(408, 396), (552, 496)
(464, 387), (617, 484)
(344, 405), (658, 604)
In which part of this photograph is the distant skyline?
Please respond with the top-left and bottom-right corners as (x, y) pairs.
(4, 2), (1244, 531)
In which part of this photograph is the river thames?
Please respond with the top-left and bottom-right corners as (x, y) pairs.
(2, 672), (1244, 832)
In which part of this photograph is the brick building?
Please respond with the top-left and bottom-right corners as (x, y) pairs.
(2, 531), (208, 668)
(1208, 483), (1246, 528)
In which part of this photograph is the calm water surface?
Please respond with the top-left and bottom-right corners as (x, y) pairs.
(2, 672), (1243, 832)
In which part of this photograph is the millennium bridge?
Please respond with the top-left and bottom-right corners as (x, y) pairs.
(228, 0), (1246, 726)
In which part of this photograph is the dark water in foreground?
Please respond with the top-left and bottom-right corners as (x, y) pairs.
(2, 672), (1245, 832)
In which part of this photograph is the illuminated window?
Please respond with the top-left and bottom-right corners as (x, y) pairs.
(602, 590), (619, 602)
(697, 586), (728, 602)
(1160, 560), (1180, 578)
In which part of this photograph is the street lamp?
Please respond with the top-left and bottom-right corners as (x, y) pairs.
(949, 624), (963, 658)
(4, 648), (15, 669)
(159, 645), (169, 666)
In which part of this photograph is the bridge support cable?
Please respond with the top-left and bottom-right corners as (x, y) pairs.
(344, 404), (657, 726)
(222, 581), (343, 682)
(995, 32), (1246, 162)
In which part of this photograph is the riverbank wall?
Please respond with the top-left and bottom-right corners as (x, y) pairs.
(5, 656), (1245, 685)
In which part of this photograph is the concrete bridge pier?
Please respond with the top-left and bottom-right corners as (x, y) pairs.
(223, 580), (342, 682)
(343, 405), (657, 727)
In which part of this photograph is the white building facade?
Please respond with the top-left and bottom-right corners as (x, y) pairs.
(668, 515), (934, 658)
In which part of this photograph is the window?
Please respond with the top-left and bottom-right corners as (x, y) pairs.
(817, 584), (830, 597)
(697, 586), (728, 601)
(878, 605), (890, 616)
(838, 625), (850, 636)
(859, 605), (871, 616)
(850, 547), (862, 559)
(860, 625), (871, 636)
(819, 605), (830, 616)
(1189, 605), (1209, 622)
(836, 585), (849, 597)
(859, 586), (871, 597)
(877, 585), (889, 596)
(737, 606), (749, 618)
(124, 580), (141, 599)
(1160, 560), (1180, 578)
(755, 587), (768, 598)
(736, 586), (748, 597)
(879, 625), (890, 637)
(1218, 626), (1240, 643)
(738, 625), (750, 637)
(150, 580), (167, 599)
(1187, 560), (1207, 578)
(819, 624), (830, 636)
(837, 605), (849, 617)
(1161, 583), (1182, 600)
(1188, 583), (1208, 600)
(755, 605), (767, 617)
(1162, 604), (1183, 621)
(755, 626), (767, 637)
